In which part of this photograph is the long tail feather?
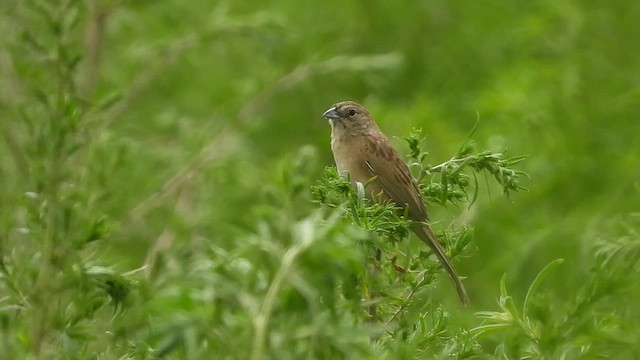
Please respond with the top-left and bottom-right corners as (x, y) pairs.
(412, 223), (469, 306)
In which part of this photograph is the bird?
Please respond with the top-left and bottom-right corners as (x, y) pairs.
(322, 100), (469, 306)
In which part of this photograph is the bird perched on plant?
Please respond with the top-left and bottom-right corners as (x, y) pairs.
(322, 100), (469, 306)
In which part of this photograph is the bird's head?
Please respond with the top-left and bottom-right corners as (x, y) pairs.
(322, 101), (376, 135)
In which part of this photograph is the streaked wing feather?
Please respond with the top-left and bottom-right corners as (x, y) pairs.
(363, 135), (428, 221)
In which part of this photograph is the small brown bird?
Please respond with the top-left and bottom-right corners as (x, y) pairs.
(323, 100), (469, 306)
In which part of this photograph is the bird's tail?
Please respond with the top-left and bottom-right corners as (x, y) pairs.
(412, 223), (469, 306)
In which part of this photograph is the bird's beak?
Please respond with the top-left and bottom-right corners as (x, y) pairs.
(322, 106), (340, 120)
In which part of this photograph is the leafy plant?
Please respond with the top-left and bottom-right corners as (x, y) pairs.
(311, 126), (528, 356)
(472, 218), (640, 359)
(1, 0), (638, 359)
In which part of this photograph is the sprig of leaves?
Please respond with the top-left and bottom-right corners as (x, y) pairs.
(405, 125), (529, 206)
(312, 166), (412, 243)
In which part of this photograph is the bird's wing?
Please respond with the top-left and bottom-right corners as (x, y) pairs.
(362, 133), (469, 306)
(363, 134), (429, 221)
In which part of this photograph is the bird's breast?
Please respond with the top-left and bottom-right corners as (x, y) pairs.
(331, 134), (378, 187)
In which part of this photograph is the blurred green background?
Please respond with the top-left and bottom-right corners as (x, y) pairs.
(1, 0), (639, 358)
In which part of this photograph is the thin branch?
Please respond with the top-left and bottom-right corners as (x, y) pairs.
(418, 158), (460, 182)
(385, 271), (433, 327)
(0, 50), (25, 103)
(368, 248), (382, 323)
(142, 227), (176, 279)
(0, 42), (30, 183)
(0, 119), (30, 179)
(80, 0), (108, 99)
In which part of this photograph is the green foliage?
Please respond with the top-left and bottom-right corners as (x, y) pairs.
(0, 0), (138, 357)
(404, 126), (529, 206)
(1, 0), (639, 359)
(308, 128), (525, 358)
(312, 166), (413, 242)
(473, 221), (640, 359)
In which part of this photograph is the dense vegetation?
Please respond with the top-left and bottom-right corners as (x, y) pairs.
(1, 0), (639, 358)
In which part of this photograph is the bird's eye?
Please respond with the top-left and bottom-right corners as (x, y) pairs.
(348, 109), (357, 116)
